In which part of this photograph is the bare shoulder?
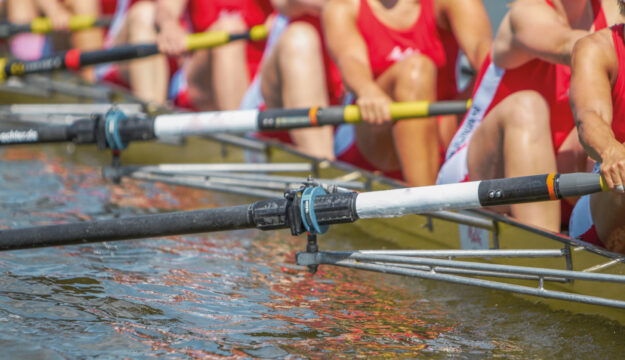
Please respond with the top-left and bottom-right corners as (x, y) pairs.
(573, 29), (616, 65)
(435, 0), (486, 12)
(508, 0), (565, 31)
(323, 0), (358, 16)
(572, 29), (619, 81)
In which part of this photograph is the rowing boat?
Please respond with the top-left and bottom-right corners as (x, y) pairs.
(1, 75), (624, 325)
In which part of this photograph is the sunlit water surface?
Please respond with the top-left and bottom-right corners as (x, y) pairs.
(0, 147), (624, 359)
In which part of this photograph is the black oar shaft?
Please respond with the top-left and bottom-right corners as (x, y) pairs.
(0, 16), (112, 38)
(0, 26), (266, 79)
(0, 193), (357, 251)
(0, 205), (253, 251)
(0, 126), (69, 145)
(0, 115), (155, 146)
(1, 44), (160, 78)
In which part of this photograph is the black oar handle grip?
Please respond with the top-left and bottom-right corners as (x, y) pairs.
(477, 173), (605, 207)
(257, 107), (349, 130)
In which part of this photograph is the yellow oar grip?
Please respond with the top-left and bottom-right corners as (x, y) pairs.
(343, 105), (362, 123)
(0, 58), (6, 82)
(389, 101), (430, 119)
(185, 31), (230, 51)
(343, 101), (435, 123)
(600, 175), (611, 192)
(69, 15), (97, 31)
(249, 25), (268, 41)
(30, 18), (53, 34)
(31, 15), (97, 33)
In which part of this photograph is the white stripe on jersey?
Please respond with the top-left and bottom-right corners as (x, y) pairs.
(445, 62), (505, 161)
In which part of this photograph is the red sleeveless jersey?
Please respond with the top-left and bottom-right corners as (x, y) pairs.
(355, 0), (459, 100)
(446, 0), (606, 158)
(188, 0), (273, 79)
(610, 24), (625, 143)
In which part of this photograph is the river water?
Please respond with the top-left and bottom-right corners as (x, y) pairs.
(1, 146), (624, 359)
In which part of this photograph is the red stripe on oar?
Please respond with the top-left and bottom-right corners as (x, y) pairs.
(65, 49), (82, 70)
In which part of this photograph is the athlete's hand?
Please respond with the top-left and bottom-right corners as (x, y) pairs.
(157, 21), (188, 57)
(47, 6), (72, 31)
(600, 142), (625, 193)
(356, 84), (392, 125)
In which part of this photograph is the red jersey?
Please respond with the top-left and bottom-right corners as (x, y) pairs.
(445, 0), (606, 160)
(188, 0), (273, 79)
(356, 0), (459, 100)
(611, 24), (625, 143)
(100, 0), (118, 15)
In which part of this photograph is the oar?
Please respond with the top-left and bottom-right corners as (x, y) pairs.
(0, 15), (112, 38)
(0, 100), (470, 148)
(0, 172), (607, 251)
(0, 24), (268, 81)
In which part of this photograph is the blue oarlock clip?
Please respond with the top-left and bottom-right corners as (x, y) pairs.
(300, 186), (329, 235)
(103, 108), (129, 151)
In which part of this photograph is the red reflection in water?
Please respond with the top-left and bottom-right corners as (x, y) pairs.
(3, 149), (458, 357)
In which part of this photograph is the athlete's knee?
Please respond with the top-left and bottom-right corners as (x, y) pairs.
(210, 14), (247, 33)
(127, 1), (157, 35)
(278, 22), (321, 59)
(504, 90), (550, 130)
(401, 55), (436, 80)
(65, 0), (99, 14)
(395, 54), (436, 92)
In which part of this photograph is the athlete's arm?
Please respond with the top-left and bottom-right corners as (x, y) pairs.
(271, 0), (327, 17)
(570, 31), (625, 191)
(493, 0), (587, 68)
(35, 0), (71, 30)
(323, 0), (392, 124)
(156, 0), (189, 56)
(436, 0), (492, 71)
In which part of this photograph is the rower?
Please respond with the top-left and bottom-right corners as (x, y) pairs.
(96, 0), (171, 105)
(437, 0), (622, 232)
(323, 0), (492, 185)
(569, 3), (625, 253)
(6, 0), (104, 80)
(257, 0), (339, 160)
(156, 0), (272, 111)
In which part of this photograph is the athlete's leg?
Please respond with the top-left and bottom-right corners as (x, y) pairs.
(125, 2), (167, 104)
(438, 114), (459, 152)
(64, 0), (104, 81)
(556, 128), (592, 206)
(390, 55), (438, 186)
(65, 0), (103, 51)
(7, 0), (45, 61)
(557, 128), (592, 173)
(467, 90), (560, 231)
(260, 22), (334, 159)
(355, 54), (438, 186)
(111, 1), (168, 104)
(210, 14), (249, 110)
(6, 0), (36, 23)
(590, 192), (625, 253)
(185, 15), (249, 111)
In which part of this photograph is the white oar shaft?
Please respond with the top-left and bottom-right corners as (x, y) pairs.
(356, 181), (481, 219)
(153, 110), (259, 137)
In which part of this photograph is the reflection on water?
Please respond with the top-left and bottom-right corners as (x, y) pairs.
(0, 147), (624, 359)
